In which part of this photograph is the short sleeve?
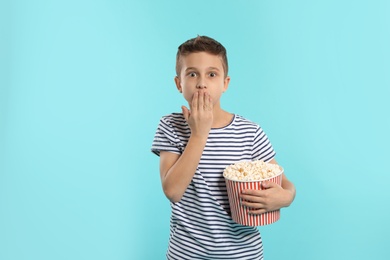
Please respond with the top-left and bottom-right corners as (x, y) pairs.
(151, 115), (185, 156)
(252, 126), (276, 162)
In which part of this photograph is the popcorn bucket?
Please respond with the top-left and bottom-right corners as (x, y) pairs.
(224, 168), (283, 226)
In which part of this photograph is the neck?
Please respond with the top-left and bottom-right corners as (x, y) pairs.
(211, 106), (233, 128)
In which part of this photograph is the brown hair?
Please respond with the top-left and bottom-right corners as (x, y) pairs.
(175, 35), (228, 77)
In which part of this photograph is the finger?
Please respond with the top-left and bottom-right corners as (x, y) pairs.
(197, 91), (204, 111)
(241, 194), (265, 203)
(204, 92), (212, 111)
(241, 199), (265, 208)
(241, 200), (267, 214)
(262, 181), (281, 189)
(191, 91), (199, 111)
(181, 106), (190, 121)
(248, 208), (268, 215)
(261, 181), (275, 189)
(241, 189), (265, 196)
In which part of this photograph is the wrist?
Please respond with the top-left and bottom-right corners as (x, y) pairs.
(283, 189), (295, 207)
(190, 132), (209, 141)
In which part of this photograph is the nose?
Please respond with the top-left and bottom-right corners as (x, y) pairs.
(196, 81), (206, 89)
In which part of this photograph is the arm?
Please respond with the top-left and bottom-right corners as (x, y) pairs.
(240, 158), (296, 214)
(160, 91), (213, 203)
(271, 158), (296, 206)
(160, 134), (207, 203)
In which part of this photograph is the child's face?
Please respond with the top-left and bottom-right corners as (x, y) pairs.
(175, 52), (230, 106)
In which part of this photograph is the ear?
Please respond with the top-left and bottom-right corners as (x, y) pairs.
(174, 76), (182, 93)
(223, 76), (231, 92)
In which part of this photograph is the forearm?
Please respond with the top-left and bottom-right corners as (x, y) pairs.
(161, 134), (208, 202)
(281, 174), (296, 207)
(269, 159), (296, 207)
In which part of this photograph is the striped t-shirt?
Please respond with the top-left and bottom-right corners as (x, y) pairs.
(151, 113), (276, 260)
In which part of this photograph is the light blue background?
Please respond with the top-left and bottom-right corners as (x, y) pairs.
(1, 0), (389, 259)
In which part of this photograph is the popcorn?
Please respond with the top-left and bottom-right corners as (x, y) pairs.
(223, 160), (284, 226)
(223, 160), (281, 181)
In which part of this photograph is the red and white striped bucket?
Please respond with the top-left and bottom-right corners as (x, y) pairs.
(224, 169), (283, 226)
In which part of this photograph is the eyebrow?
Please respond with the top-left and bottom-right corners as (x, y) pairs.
(185, 67), (221, 71)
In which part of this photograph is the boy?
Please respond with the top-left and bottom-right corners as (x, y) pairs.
(151, 35), (296, 259)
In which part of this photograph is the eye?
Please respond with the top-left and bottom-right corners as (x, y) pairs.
(188, 72), (197, 77)
(209, 72), (217, 77)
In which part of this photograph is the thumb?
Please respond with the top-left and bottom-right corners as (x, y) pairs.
(261, 181), (277, 189)
(181, 106), (190, 121)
